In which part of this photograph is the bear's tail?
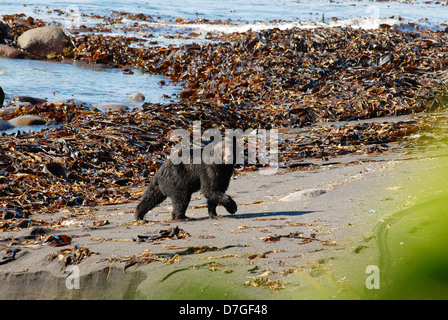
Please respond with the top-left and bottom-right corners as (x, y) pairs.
(134, 181), (166, 220)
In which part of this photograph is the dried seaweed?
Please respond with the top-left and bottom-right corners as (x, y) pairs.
(134, 226), (190, 242)
(47, 245), (97, 269)
(1, 14), (448, 220)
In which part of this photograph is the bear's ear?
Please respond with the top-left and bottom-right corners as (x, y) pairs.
(222, 133), (243, 165)
(167, 129), (191, 164)
(203, 136), (238, 165)
(203, 136), (223, 165)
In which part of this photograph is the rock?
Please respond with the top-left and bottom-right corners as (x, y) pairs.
(7, 96), (47, 107)
(8, 115), (46, 126)
(0, 107), (18, 117)
(47, 98), (84, 107)
(0, 86), (4, 106)
(46, 99), (69, 107)
(0, 21), (12, 44)
(0, 44), (38, 59)
(129, 92), (145, 102)
(280, 188), (326, 202)
(0, 119), (14, 131)
(17, 26), (72, 58)
(97, 104), (130, 112)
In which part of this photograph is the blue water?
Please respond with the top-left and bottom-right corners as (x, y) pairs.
(0, 58), (177, 106)
(0, 1), (446, 26)
(0, 0), (447, 110)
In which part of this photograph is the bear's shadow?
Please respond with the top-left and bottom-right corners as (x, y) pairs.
(224, 210), (315, 219)
(185, 210), (315, 221)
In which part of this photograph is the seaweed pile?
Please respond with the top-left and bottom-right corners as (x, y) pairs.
(67, 22), (448, 125)
(1, 13), (448, 222)
(279, 121), (419, 162)
(0, 101), (249, 221)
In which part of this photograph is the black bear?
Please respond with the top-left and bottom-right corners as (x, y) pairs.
(134, 137), (239, 221)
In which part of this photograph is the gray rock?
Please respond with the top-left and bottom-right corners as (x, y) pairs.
(0, 119), (14, 131)
(17, 26), (72, 57)
(97, 104), (130, 112)
(280, 188), (327, 202)
(0, 44), (38, 59)
(0, 107), (18, 117)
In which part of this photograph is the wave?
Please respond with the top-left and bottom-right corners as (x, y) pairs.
(125, 16), (415, 37)
(185, 17), (407, 33)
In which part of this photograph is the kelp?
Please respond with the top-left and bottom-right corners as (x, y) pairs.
(66, 23), (448, 124)
(1, 13), (448, 220)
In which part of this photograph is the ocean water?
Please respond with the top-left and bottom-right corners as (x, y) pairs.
(0, 57), (177, 106)
(0, 0), (447, 27)
(0, 0), (447, 110)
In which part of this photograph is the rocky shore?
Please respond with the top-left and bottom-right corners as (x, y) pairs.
(1, 12), (447, 216)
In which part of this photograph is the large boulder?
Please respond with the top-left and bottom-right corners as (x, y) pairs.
(17, 26), (72, 57)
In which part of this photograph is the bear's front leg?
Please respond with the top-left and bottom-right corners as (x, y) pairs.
(170, 194), (196, 221)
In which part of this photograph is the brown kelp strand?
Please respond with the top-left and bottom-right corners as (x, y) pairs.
(277, 122), (419, 164)
(1, 14), (47, 38)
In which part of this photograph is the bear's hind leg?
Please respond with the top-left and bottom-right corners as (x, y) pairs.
(135, 182), (166, 220)
(203, 190), (237, 217)
(207, 199), (220, 219)
(222, 195), (237, 214)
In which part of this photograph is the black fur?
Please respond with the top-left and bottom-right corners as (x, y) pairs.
(135, 140), (239, 221)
